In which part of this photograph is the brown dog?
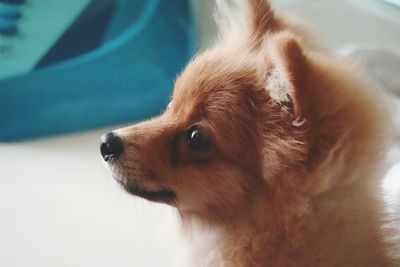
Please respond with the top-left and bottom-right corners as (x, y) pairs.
(100, 1), (399, 266)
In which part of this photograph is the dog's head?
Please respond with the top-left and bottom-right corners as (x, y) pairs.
(100, 0), (382, 223)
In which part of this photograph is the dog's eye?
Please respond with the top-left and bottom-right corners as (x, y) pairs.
(185, 125), (209, 152)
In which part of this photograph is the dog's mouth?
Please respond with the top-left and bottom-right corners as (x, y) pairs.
(118, 178), (176, 203)
(105, 159), (176, 203)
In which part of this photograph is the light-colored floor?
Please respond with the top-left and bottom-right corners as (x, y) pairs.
(0, 127), (189, 267)
(1, 1), (400, 266)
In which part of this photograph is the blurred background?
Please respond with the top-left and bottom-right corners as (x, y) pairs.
(0, 0), (399, 266)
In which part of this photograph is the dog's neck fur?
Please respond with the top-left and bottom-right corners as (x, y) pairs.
(185, 170), (390, 266)
(215, 183), (389, 267)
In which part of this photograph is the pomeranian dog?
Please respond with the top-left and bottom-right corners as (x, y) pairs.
(100, 0), (399, 266)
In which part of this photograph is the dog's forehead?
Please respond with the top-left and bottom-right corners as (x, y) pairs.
(172, 51), (260, 117)
(174, 56), (227, 96)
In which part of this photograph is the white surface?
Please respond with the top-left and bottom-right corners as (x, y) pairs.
(1, 1), (400, 266)
(0, 128), (189, 267)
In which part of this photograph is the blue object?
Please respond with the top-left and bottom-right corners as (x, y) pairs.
(0, 0), (196, 141)
(0, 0), (26, 5)
(0, 16), (18, 35)
(0, 3), (22, 19)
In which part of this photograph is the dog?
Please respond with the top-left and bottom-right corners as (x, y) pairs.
(100, 0), (399, 266)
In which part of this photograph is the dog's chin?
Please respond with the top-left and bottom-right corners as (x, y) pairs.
(116, 177), (176, 204)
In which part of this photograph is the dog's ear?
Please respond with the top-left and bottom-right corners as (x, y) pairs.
(216, 0), (280, 48)
(239, 0), (279, 46)
(263, 31), (310, 119)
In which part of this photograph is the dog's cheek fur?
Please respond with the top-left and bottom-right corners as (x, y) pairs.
(168, 102), (267, 220)
(169, 162), (261, 221)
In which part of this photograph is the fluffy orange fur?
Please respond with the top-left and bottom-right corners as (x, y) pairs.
(105, 1), (399, 266)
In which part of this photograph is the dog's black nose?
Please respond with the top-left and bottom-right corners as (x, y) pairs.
(100, 132), (124, 161)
